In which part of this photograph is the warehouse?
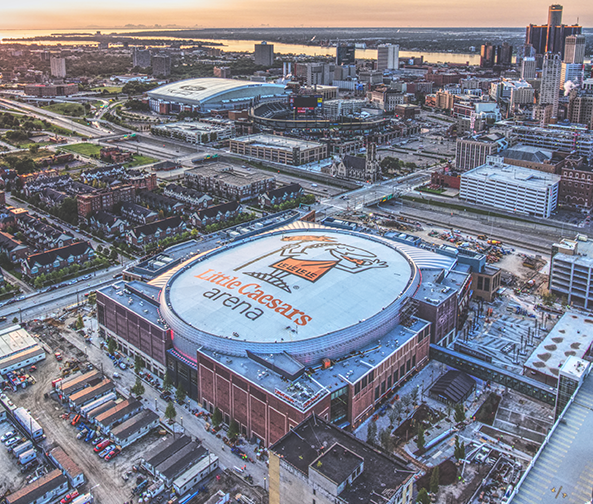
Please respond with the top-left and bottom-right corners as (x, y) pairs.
(0, 326), (46, 375)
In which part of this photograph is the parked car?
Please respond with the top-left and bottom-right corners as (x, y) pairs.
(93, 437), (106, 446)
(1, 431), (15, 442)
(94, 439), (111, 453)
(99, 445), (115, 458)
(119, 362), (127, 370)
(60, 491), (80, 504)
(5, 436), (22, 448)
(105, 447), (121, 461)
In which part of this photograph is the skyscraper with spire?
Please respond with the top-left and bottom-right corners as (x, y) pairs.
(526, 4), (581, 58)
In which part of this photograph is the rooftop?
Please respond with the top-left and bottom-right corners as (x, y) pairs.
(271, 415), (413, 503)
(233, 133), (324, 151)
(5, 469), (67, 504)
(111, 409), (159, 440)
(0, 326), (39, 360)
(524, 311), (593, 381)
(463, 159), (561, 188)
(185, 162), (275, 185)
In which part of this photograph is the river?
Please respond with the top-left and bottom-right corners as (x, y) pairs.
(0, 28), (481, 64)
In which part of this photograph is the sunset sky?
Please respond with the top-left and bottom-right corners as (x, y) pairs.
(1, 0), (591, 29)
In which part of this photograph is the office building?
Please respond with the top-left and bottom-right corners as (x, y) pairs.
(538, 52), (562, 123)
(336, 44), (356, 65)
(497, 42), (513, 66)
(152, 54), (171, 77)
(254, 42), (274, 67)
(521, 57), (537, 80)
(550, 238), (593, 309)
(564, 34), (586, 64)
(459, 157), (561, 218)
(560, 62), (584, 89)
(480, 43), (496, 68)
(50, 57), (66, 78)
(213, 66), (231, 78)
(556, 356), (589, 419)
(567, 93), (593, 129)
(455, 131), (508, 171)
(269, 415), (415, 504)
(377, 44), (399, 71)
(526, 4), (582, 58)
(132, 47), (151, 68)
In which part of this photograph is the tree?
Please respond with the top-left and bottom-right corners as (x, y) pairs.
(75, 314), (84, 330)
(454, 403), (466, 423)
(367, 421), (378, 446)
(379, 428), (394, 454)
(163, 370), (173, 393)
(454, 436), (466, 461)
(388, 407), (398, 427)
(416, 488), (430, 504)
(175, 384), (186, 404)
(416, 425), (425, 450)
(131, 377), (145, 397)
(110, 248), (119, 261)
(211, 407), (223, 428)
(430, 466), (440, 494)
(134, 354), (143, 374)
(12, 317), (18, 324)
(165, 401), (177, 423)
(228, 419), (240, 439)
(107, 338), (117, 355)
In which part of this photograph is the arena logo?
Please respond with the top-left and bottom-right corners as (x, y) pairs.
(234, 234), (388, 293)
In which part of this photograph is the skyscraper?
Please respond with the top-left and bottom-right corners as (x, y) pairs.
(564, 34), (586, 64)
(50, 56), (66, 78)
(521, 57), (537, 80)
(539, 52), (562, 123)
(132, 47), (151, 68)
(336, 44), (356, 66)
(377, 44), (399, 71)
(526, 4), (582, 58)
(254, 42), (274, 67)
(152, 54), (171, 77)
(497, 42), (513, 66)
(480, 43), (496, 68)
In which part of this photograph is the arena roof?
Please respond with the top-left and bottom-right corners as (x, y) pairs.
(160, 228), (421, 364)
(147, 78), (287, 108)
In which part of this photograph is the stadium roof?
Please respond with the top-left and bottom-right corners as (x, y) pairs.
(147, 78), (287, 109)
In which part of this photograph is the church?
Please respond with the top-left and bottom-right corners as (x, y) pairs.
(328, 143), (382, 183)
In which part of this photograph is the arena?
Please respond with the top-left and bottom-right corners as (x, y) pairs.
(97, 222), (471, 444)
(146, 77), (288, 113)
(160, 228), (419, 364)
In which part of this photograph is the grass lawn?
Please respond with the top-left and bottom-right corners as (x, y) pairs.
(42, 102), (86, 117)
(92, 86), (123, 93)
(63, 142), (102, 157)
(124, 154), (159, 167)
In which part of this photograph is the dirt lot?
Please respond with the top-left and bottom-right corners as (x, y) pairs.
(3, 318), (170, 504)
(0, 419), (31, 497)
(190, 469), (268, 504)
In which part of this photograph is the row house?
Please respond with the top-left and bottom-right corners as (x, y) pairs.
(38, 187), (67, 208)
(190, 201), (241, 229)
(0, 231), (30, 262)
(80, 165), (127, 185)
(22, 241), (95, 277)
(89, 211), (128, 237)
(136, 190), (184, 213)
(258, 183), (303, 208)
(120, 202), (158, 225)
(17, 214), (74, 250)
(164, 184), (213, 209)
(126, 216), (186, 248)
(24, 174), (71, 198)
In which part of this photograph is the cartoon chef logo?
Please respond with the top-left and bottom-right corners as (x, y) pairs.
(234, 235), (387, 293)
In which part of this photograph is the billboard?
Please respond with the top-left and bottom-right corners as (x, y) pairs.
(290, 95), (323, 113)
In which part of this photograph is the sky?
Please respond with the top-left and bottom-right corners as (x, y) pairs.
(0, 0), (591, 30)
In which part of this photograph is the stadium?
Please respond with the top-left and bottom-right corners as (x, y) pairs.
(146, 78), (288, 114)
(97, 222), (469, 444)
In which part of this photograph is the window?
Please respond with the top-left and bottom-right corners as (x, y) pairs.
(355, 382), (361, 395)
(393, 369), (399, 383)
(375, 385), (380, 401)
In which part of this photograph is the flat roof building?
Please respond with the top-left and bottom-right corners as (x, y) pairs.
(184, 162), (275, 202)
(0, 326), (45, 375)
(550, 237), (593, 309)
(459, 157), (561, 218)
(269, 415), (415, 504)
(229, 134), (328, 166)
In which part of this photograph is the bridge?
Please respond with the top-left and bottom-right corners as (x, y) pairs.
(429, 344), (557, 406)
